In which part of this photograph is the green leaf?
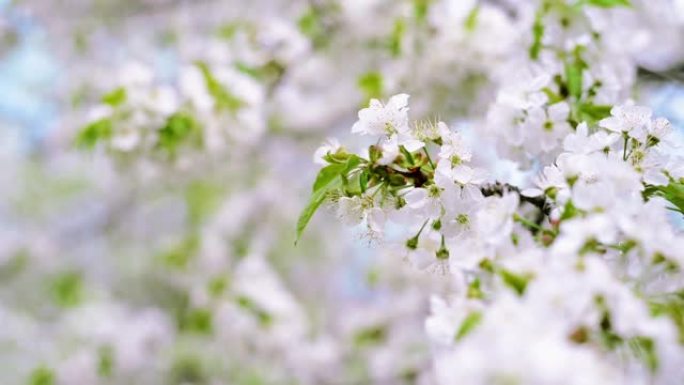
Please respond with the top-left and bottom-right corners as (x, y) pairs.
(581, 0), (630, 8)
(234, 62), (262, 79)
(354, 325), (387, 347)
(565, 62), (584, 100)
(101, 87), (127, 107)
(644, 182), (684, 215)
(160, 235), (200, 269)
(97, 346), (115, 378)
(650, 291), (684, 344)
(542, 87), (564, 104)
(360, 169), (370, 193)
(660, 182), (684, 214)
(577, 103), (612, 124)
(295, 189), (329, 245)
(399, 145), (415, 166)
(413, 0), (431, 23)
(51, 271), (83, 308)
(455, 311), (483, 341)
(185, 181), (224, 226)
(75, 118), (112, 149)
(207, 276), (229, 298)
(170, 356), (206, 385)
(529, 10), (544, 60)
(157, 112), (201, 155)
(29, 366), (55, 385)
(464, 5), (480, 32)
(236, 296), (273, 327)
(297, 6), (330, 48)
(563, 45), (588, 102)
(389, 18), (405, 57)
(235, 61), (285, 83)
(499, 269), (532, 296)
(358, 71), (383, 103)
(467, 278), (484, 299)
(196, 61), (245, 114)
(298, 7), (323, 39)
(560, 200), (579, 221)
(181, 308), (213, 334)
(313, 163), (348, 193)
(627, 336), (659, 373)
(297, 156), (363, 244)
(216, 22), (240, 40)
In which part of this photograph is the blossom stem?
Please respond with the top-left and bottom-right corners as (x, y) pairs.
(513, 213), (543, 231)
(423, 148), (435, 169)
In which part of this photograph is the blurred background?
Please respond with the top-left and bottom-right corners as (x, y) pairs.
(1, 0), (683, 384)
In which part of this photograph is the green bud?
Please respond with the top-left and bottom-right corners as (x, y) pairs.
(406, 236), (419, 250)
(432, 219), (442, 231)
(436, 247), (449, 260)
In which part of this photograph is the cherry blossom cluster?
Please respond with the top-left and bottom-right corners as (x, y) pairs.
(305, 92), (684, 384)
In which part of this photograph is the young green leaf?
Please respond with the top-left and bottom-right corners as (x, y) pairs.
(413, 0), (431, 24)
(529, 10), (544, 60)
(565, 62), (583, 100)
(157, 112), (201, 155)
(499, 269), (532, 296)
(297, 156), (364, 244)
(97, 346), (115, 378)
(577, 103), (612, 124)
(359, 169), (370, 193)
(298, 7), (323, 40)
(455, 311), (483, 341)
(354, 324), (387, 347)
(313, 163), (348, 193)
(75, 118), (112, 149)
(389, 18), (406, 57)
(236, 296), (273, 327)
(29, 366), (55, 385)
(644, 182), (684, 215)
(51, 271), (83, 308)
(313, 155), (363, 191)
(464, 5), (480, 32)
(101, 87), (127, 107)
(358, 71), (383, 103)
(296, 187), (332, 245)
(660, 182), (684, 215)
(196, 61), (245, 114)
(582, 0), (631, 8)
(627, 336), (659, 373)
(181, 308), (214, 334)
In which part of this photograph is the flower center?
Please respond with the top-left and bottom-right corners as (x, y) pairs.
(384, 122), (397, 135)
(457, 214), (470, 225)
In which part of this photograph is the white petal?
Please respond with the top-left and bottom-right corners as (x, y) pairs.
(521, 188), (544, 198)
(548, 102), (570, 121)
(387, 93), (410, 109)
(402, 138), (425, 152)
(452, 165), (474, 184)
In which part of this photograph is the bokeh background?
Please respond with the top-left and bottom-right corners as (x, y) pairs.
(1, 1), (684, 384)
